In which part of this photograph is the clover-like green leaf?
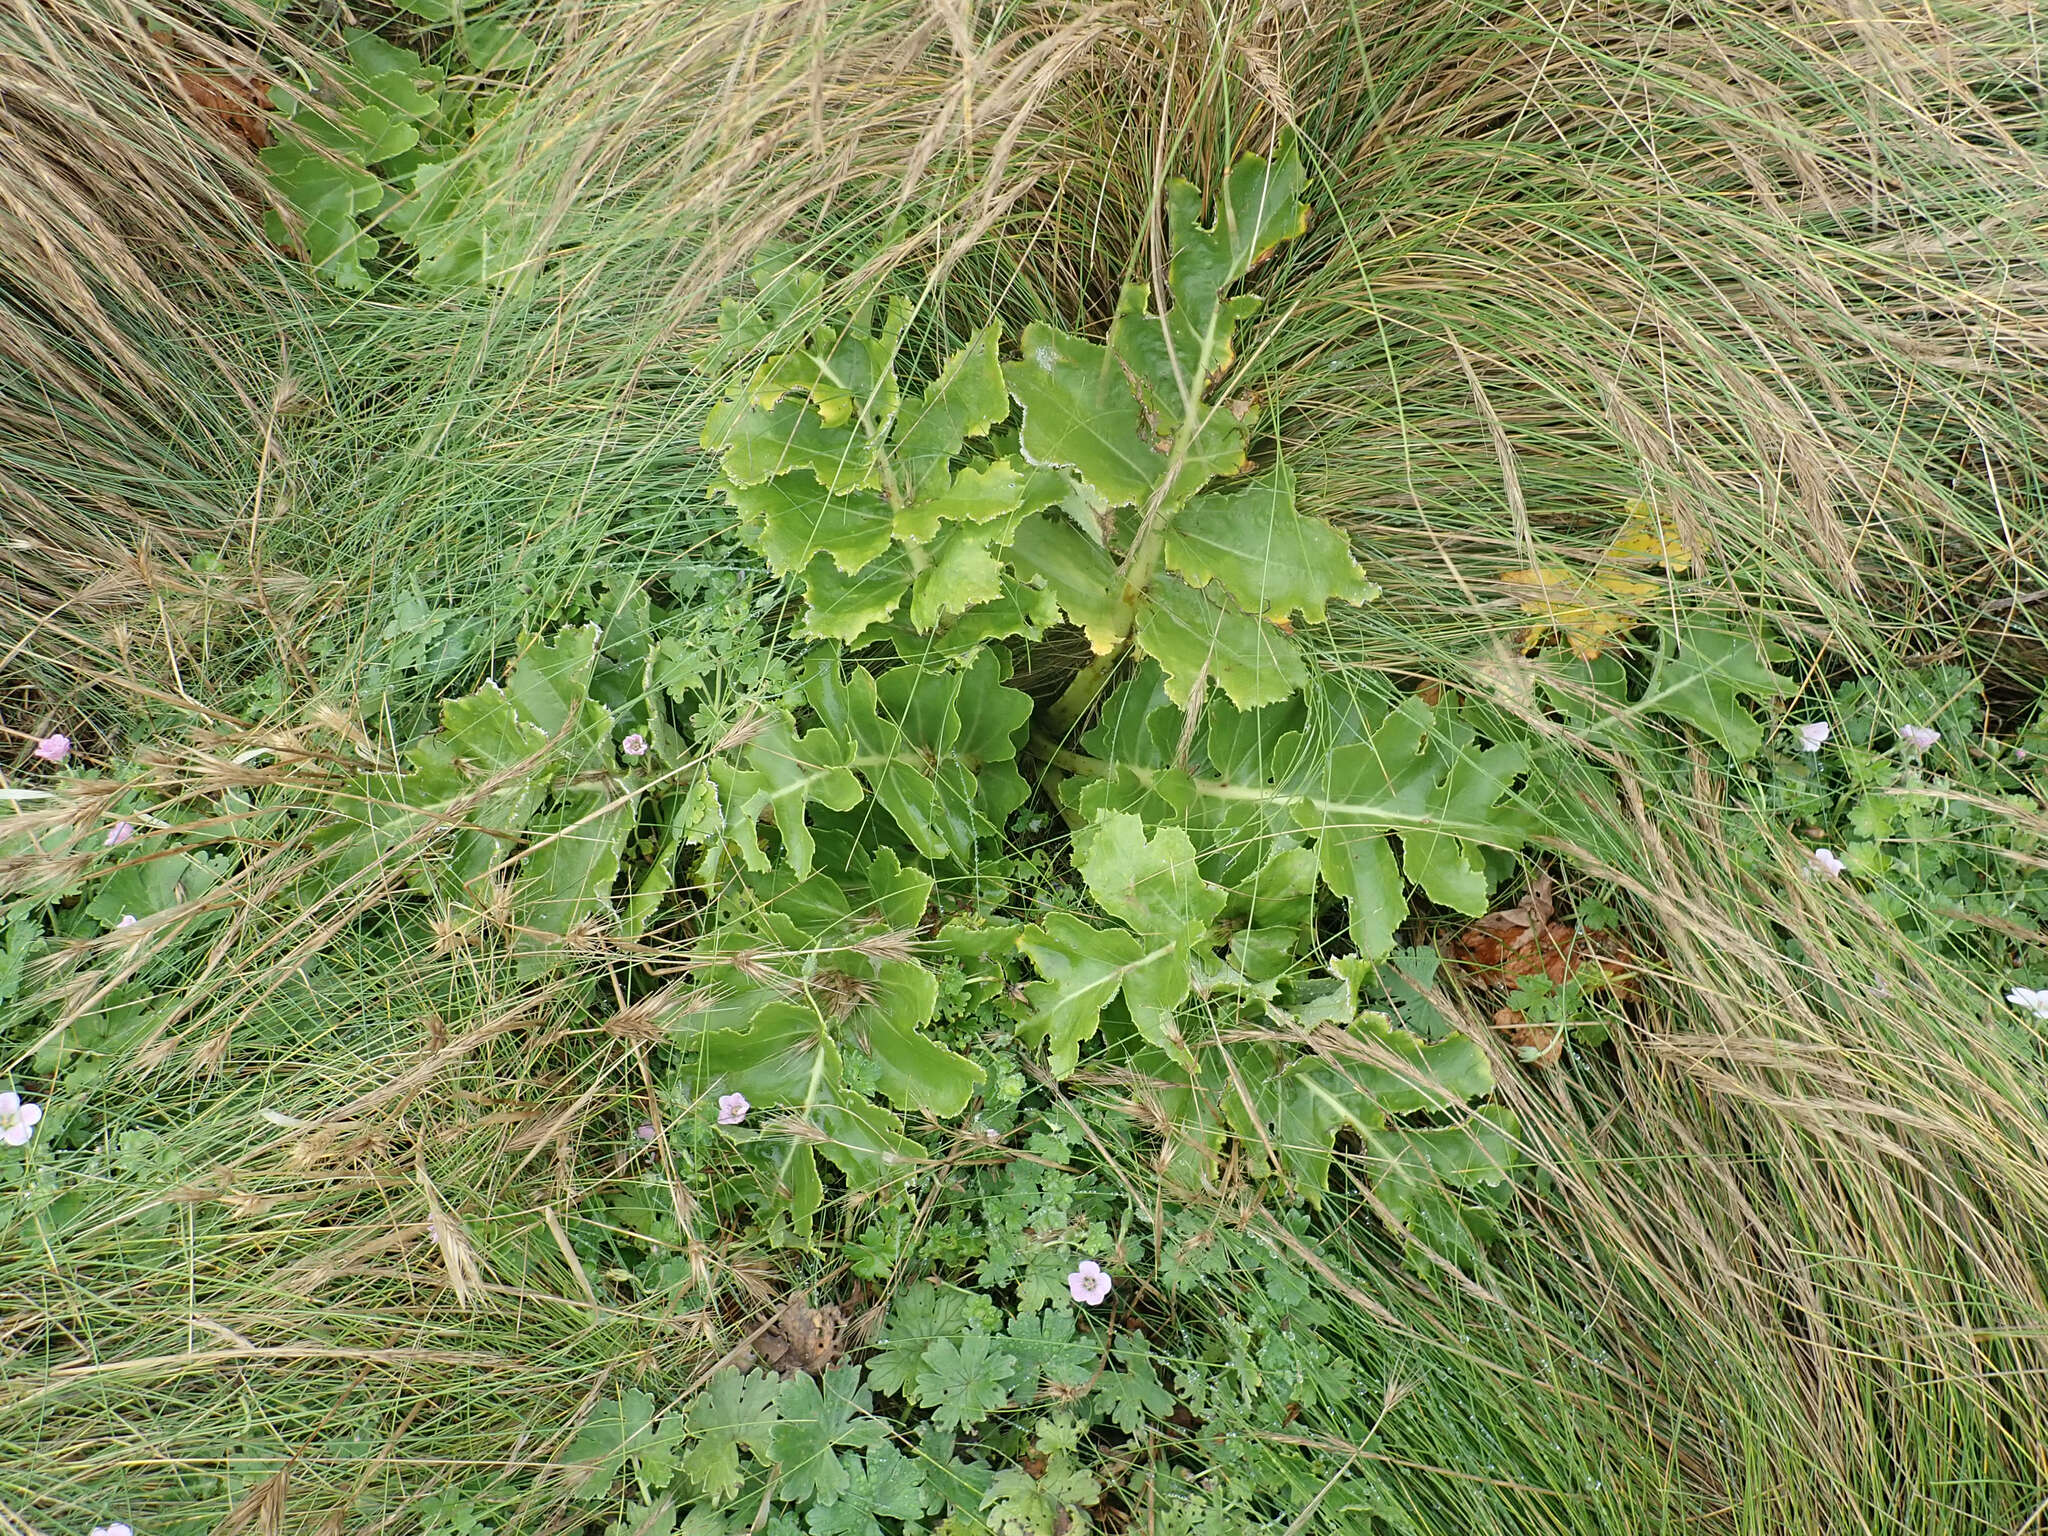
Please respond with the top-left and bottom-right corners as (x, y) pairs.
(559, 1389), (658, 1499)
(867, 1281), (998, 1395)
(804, 1444), (929, 1536)
(1095, 1332), (1176, 1433)
(771, 1366), (887, 1507)
(1003, 1306), (1096, 1406)
(912, 1334), (1018, 1432)
(680, 1369), (781, 1502)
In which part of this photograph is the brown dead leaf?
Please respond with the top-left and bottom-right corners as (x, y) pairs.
(738, 1293), (845, 1376)
(1444, 875), (1635, 1067)
(175, 70), (271, 151)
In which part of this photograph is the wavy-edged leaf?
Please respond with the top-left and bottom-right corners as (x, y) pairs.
(697, 716), (860, 881)
(893, 322), (1009, 492)
(864, 960), (981, 1117)
(1270, 1014), (1494, 1200)
(1164, 464), (1373, 624)
(1073, 811), (1224, 945)
(726, 473), (894, 577)
(891, 456), (1026, 542)
(799, 548), (912, 644)
(1106, 133), (1307, 440)
(511, 793), (630, 976)
(1005, 512), (1126, 654)
(1017, 912), (1167, 1075)
(1641, 623), (1796, 760)
(1003, 323), (1164, 508)
(1137, 572), (1307, 709)
(908, 522), (1007, 630)
(702, 395), (880, 495)
(1364, 1106), (1521, 1268)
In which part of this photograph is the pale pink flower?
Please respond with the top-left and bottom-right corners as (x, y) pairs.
(621, 733), (648, 758)
(1809, 847), (1845, 879)
(1898, 725), (1940, 755)
(91, 1525), (134, 1536)
(116, 914), (138, 929)
(104, 821), (135, 847)
(33, 734), (70, 763)
(2006, 986), (2048, 1021)
(716, 1092), (749, 1126)
(636, 1122), (658, 1141)
(1794, 721), (1830, 753)
(0, 1091), (43, 1148)
(1067, 1260), (1112, 1306)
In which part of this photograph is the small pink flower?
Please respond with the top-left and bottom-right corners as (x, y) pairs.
(116, 914), (138, 929)
(1794, 721), (1830, 753)
(635, 1122), (658, 1141)
(716, 1092), (749, 1126)
(104, 821), (135, 847)
(1067, 1260), (1112, 1306)
(0, 1091), (43, 1148)
(1809, 847), (1845, 879)
(33, 734), (70, 763)
(1898, 725), (1940, 755)
(621, 733), (648, 758)
(91, 1525), (134, 1536)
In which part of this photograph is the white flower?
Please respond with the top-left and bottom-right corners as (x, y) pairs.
(621, 733), (648, 758)
(33, 733), (70, 763)
(1794, 721), (1831, 753)
(1898, 725), (1940, 755)
(717, 1092), (750, 1126)
(1067, 1260), (1112, 1306)
(91, 1525), (134, 1536)
(104, 820), (135, 847)
(0, 1091), (44, 1147)
(1808, 847), (1845, 879)
(116, 914), (137, 929)
(2006, 987), (2048, 1021)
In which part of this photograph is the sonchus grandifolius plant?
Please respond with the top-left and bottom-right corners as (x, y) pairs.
(700, 134), (1377, 712)
(682, 138), (1525, 1254)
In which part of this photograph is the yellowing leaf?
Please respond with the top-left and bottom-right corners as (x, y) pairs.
(1503, 499), (1689, 659)
(1601, 498), (1692, 571)
(1502, 567), (1645, 660)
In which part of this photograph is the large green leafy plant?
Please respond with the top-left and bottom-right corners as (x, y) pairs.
(677, 139), (1525, 1255)
(260, 13), (538, 290)
(701, 135), (1376, 715)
